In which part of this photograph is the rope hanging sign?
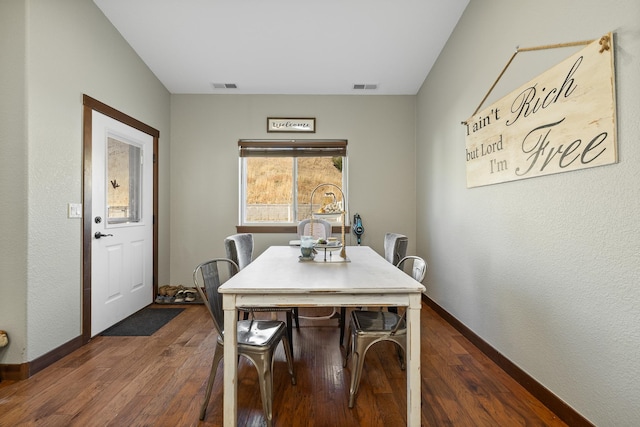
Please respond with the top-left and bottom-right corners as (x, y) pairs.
(462, 33), (616, 188)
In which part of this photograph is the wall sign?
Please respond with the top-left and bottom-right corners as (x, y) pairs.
(267, 117), (316, 133)
(464, 33), (617, 188)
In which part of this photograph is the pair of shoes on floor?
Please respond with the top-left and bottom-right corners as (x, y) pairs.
(174, 289), (196, 303)
(158, 285), (180, 297)
(157, 285), (182, 303)
(155, 294), (173, 303)
(156, 285), (197, 304)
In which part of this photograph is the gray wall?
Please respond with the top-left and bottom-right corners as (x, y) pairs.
(0, 0), (28, 365)
(416, 1), (640, 425)
(169, 94), (417, 284)
(0, 0), (171, 363)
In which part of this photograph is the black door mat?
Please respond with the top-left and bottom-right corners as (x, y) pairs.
(101, 307), (185, 336)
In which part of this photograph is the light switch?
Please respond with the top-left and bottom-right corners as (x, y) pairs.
(68, 203), (82, 219)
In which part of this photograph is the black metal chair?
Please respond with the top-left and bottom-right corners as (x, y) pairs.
(193, 258), (296, 426)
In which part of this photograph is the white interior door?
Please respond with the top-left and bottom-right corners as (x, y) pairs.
(91, 110), (153, 336)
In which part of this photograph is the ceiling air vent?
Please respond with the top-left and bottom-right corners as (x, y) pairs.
(211, 83), (238, 89)
(353, 84), (378, 90)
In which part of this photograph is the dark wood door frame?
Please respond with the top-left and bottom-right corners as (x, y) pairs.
(82, 95), (159, 344)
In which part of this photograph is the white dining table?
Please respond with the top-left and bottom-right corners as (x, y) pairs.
(218, 245), (426, 426)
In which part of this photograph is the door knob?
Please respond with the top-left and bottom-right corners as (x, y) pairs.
(94, 231), (113, 239)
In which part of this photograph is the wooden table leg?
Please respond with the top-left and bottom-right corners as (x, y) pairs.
(223, 295), (238, 427)
(406, 295), (422, 426)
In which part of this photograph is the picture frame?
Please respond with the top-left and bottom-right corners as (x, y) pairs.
(267, 117), (316, 133)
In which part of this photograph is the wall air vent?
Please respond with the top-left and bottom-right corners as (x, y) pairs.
(353, 84), (378, 90)
(212, 83), (238, 89)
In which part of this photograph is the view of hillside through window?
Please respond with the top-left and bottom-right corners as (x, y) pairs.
(245, 156), (343, 223)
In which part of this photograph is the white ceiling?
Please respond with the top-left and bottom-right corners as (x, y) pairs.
(93, 0), (469, 95)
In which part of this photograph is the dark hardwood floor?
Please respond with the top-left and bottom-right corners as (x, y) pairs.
(0, 303), (567, 426)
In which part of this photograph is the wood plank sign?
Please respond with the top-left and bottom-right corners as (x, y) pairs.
(464, 33), (617, 188)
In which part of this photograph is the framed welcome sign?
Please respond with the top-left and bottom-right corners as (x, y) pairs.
(267, 117), (316, 133)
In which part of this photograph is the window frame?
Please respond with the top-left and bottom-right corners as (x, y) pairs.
(237, 139), (348, 233)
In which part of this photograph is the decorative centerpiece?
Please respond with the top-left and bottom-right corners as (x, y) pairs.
(307, 183), (349, 262)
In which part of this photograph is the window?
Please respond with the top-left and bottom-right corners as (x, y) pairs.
(107, 136), (142, 224)
(239, 139), (347, 227)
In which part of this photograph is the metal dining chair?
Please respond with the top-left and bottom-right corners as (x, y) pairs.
(338, 232), (409, 345)
(343, 255), (427, 408)
(297, 219), (343, 322)
(193, 258), (296, 426)
(224, 233), (299, 355)
(384, 232), (408, 266)
(297, 218), (332, 239)
(383, 232), (408, 314)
